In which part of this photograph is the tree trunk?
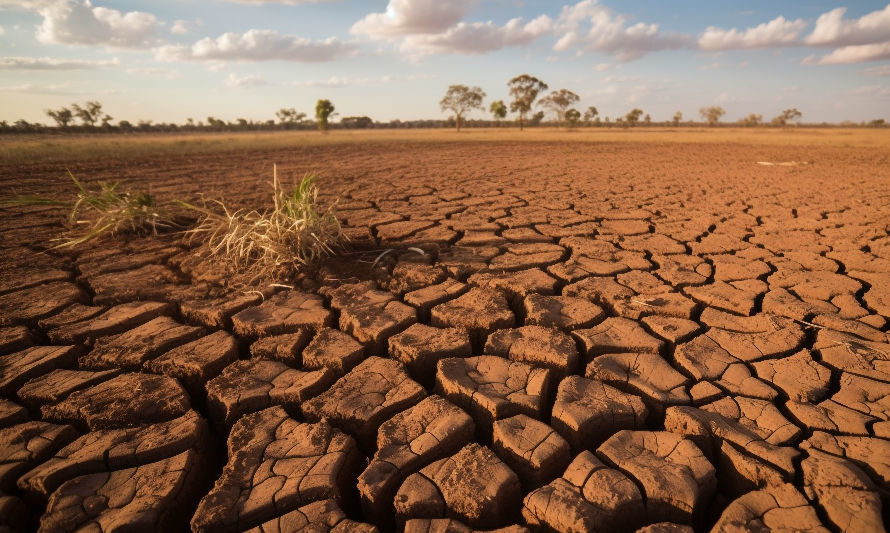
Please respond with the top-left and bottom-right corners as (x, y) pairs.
(456, 114), (461, 132)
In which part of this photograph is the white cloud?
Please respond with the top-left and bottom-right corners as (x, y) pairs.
(398, 15), (553, 56)
(553, 0), (690, 61)
(0, 55), (119, 69)
(171, 19), (188, 35)
(805, 41), (890, 64)
(698, 15), (806, 50)
(806, 5), (890, 47)
(351, 0), (477, 36)
(155, 29), (354, 62)
(865, 64), (890, 76)
(226, 73), (267, 87)
(34, 0), (161, 48)
(593, 62), (612, 71)
(0, 24), (5, 35)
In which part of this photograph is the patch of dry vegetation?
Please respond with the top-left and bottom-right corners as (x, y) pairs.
(6, 171), (170, 247)
(178, 165), (346, 281)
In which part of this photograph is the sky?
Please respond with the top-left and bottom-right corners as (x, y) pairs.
(1, 0), (889, 125)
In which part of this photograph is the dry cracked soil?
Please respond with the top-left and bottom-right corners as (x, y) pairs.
(1, 138), (889, 532)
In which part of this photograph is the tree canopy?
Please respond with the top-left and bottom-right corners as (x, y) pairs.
(439, 85), (486, 132)
(315, 99), (335, 131)
(699, 106), (726, 126)
(490, 100), (507, 123)
(508, 74), (548, 130)
(771, 108), (802, 127)
(538, 89), (580, 127)
(71, 101), (104, 126)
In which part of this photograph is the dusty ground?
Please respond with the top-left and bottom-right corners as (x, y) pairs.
(1, 134), (889, 532)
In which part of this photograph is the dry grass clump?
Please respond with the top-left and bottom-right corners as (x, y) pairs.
(178, 165), (346, 279)
(7, 171), (169, 247)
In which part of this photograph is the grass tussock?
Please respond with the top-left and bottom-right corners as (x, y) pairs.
(7, 171), (169, 247)
(178, 165), (346, 279)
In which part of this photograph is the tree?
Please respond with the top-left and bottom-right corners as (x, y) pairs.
(508, 74), (548, 131)
(276, 107), (306, 125)
(45, 107), (74, 128)
(341, 116), (373, 129)
(583, 106), (599, 125)
(644, 114), (651, 126)
(538, 89), (580, 127)
(739, 113), (762, 127)
(490, 100), (507, 125)
(71, 101), (104, 126)
(206, 116), (226, 130)
(315, 99), (335, 131)
(771, 108), (802, 127)
(672, 111), (683, 127)
(624, 108), (643, 127)
(440, 85), (486, 132)
(565, 108), (581, 129)
(699, 106), (726, 126)
(529, 111), (546, 126)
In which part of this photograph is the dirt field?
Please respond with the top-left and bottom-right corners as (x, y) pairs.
(1, 130), (889, 532)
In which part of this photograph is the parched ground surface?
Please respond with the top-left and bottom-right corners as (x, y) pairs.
(1, 137), (890, 532)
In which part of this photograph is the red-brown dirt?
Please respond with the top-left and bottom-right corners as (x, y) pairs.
(1, 139), (889, 532)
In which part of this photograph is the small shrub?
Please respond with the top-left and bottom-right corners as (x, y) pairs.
(178, 165), (345, 279)
(6, 171), (169, 247)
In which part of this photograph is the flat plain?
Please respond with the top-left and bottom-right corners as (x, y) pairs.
(1, 128), (889, 532)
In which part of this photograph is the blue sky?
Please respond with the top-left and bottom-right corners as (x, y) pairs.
(1, 0), (888, 124)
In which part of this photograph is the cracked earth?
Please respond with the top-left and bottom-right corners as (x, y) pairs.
(1, 139), (889, 532)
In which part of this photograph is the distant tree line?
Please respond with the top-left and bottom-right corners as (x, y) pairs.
(1, 91), (886, 135)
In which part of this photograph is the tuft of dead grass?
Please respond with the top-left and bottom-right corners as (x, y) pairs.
(177, 165), (346, 280)
(5, 170), (170, 247)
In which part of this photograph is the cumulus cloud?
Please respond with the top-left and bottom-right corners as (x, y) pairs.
(170, 19), (189, 35)
(804, 41), (890, 64)
(155, 30), (354, 62)
(351, 0), (477, 36)
(698, 15), (806, 50)
(806, 5), (890, 47)
(34, 0), (161, 48)
(553, 0), (690, 61)
(226, 73), (267, 87)
(399, 15), (553, 56)
(0, 55), (119, 69)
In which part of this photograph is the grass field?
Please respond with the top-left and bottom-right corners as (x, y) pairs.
(2, 127), (887, 166)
